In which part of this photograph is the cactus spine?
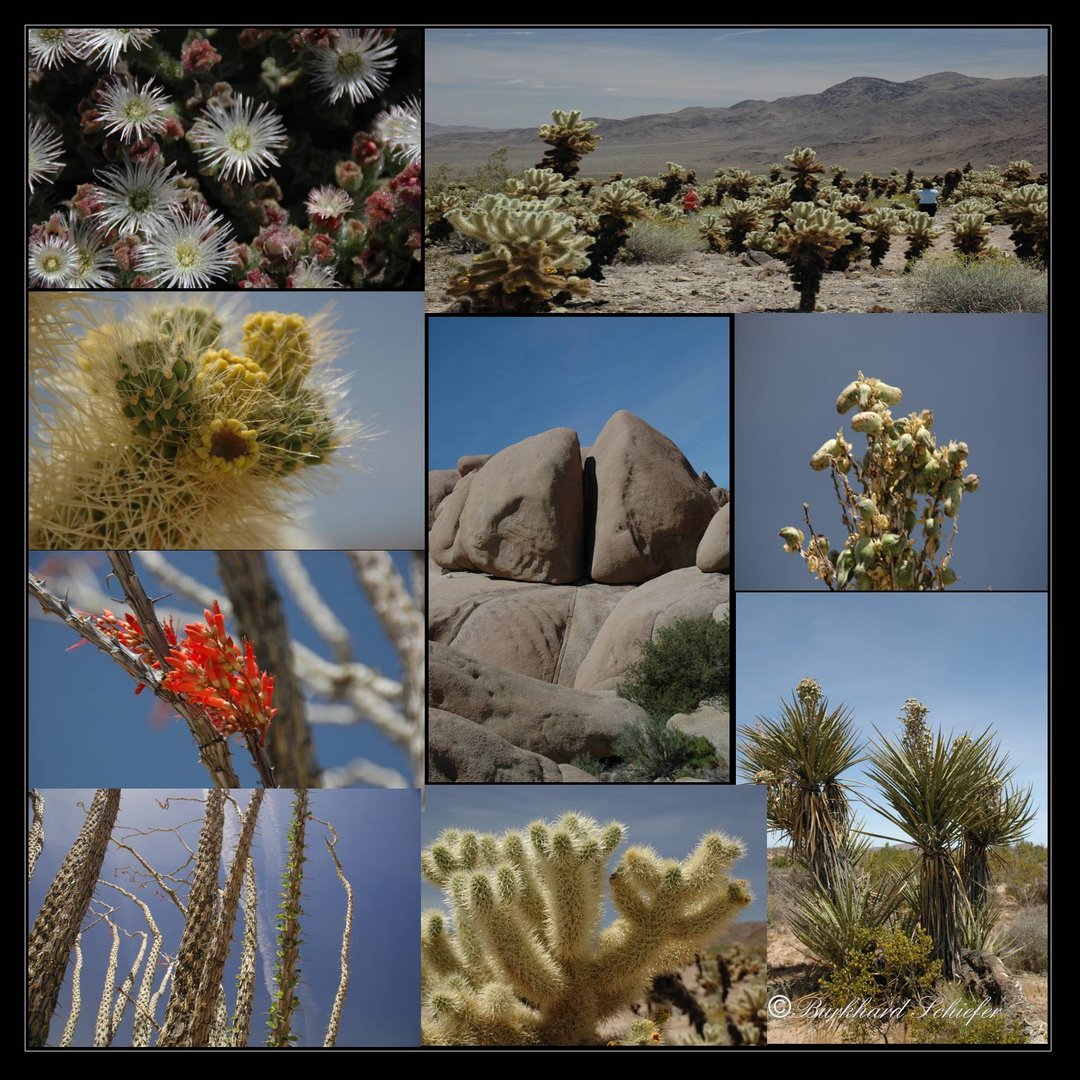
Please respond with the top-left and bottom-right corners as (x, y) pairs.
(268, 789), (309, 1047)
(29, 789), (121, 1047)
(421, 813), (751, 1046)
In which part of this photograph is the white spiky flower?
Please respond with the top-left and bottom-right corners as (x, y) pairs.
(29, 235), (79, 287)
(305, 185), (353, 224)
(137, 206), (235, 288)
(93, 157), (184, 237)
(288, 258), (341, 289)
(63, 214), (116, 288)
(98, 77), (170, 144)
(27, 28), (86, 70)
(188, 94), (288, 184)
(308, 29), (396, 107)
(375, 96), (421, 165)
(28, 118), (65, 193)
(75, 28), (157, 70)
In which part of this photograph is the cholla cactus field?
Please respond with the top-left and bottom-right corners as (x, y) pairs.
(420, 812), (752, 1045)
(27, 27), (421, 289)
(28, 788), (418, 1047)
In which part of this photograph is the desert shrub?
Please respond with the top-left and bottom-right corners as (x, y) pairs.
(1006, 904), (1048, 974)
(622, 217), (704, 262)
(905, 255), (1047, 312)
(618, 615), (730, 718)
(568, 753), (607, 779)
(862, 845), (918, 883)
(613, 716), (719, 782)
(819, 927), (941, 1044)
(907, 993), (1027, 1044)
(999, 841), (1048, 905)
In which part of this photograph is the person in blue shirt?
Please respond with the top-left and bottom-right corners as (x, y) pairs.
(917, 180), (939, 218)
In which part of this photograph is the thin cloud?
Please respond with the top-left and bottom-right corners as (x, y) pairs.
(712, 29), (772, 41)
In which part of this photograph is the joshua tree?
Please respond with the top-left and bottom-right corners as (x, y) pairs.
(28, 789), (122, 1047)
(536, 109), (600, 179)
(420, 813), (751, 1045)
(740, 678), (861, 889)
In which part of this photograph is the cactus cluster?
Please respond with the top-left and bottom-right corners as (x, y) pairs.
(420, 813), (751, 1046)
(779, 374), (978, 590)
(445, 194), (592, 311)
(30, 296), (351, 549)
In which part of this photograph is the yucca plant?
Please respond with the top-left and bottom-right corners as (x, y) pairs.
(740, 678), (861, 889)
(959, 770), (1034, 910)
(865, 700), (1006, 978)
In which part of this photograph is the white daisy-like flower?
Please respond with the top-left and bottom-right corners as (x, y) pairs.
(28, 118), (65, 193)
(137, 206), (235, 288)
(375, 96), (421, 166)
(98, 77), (170, 144)
(29, 235), (79, 287)
(288, 258), (341, 289)
(63, 214), (116, 288)
(188, 94), (288, 184)
(305, 185), (353, 224)
(309, 29), (396, 107)
(75, 28), (157, 70)
(27, 28), (86, 70)
(93, 157), (184, 237)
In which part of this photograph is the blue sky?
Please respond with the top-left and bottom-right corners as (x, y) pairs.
(426, 28), (1048, 127)
(29, 551), (415, 788)
(37, 292), (424, 549)
(429, 317), (730, 485)
(735, 593), (1048, 845)
(29, 789), (419, 1048)
(422, 785), (767, 924)
(735, 314), (1047, 591)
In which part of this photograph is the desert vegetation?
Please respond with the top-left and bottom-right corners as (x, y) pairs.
(420, 811), (752, 1045)
(426, 112), (1046, 313)
(27, 789), (368, 1047)
(744, 680), (1045, 1044)
(29, 550), (423, 788)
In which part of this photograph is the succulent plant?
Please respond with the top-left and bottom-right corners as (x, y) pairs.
(999, 184), (1048, 262)
(902, 210), (942, 265)
(582, 179), (651, 278)
(784, 146), (825, 202)
(536, 109), (600, 179)
(772, 203), (852, 311)
(505, 167), (576, 202)
(445, 194), (592, 311)
(714, 197), (767, 254)
(861, 208), (899, 268)
(779, 373), (977, 590)
(948, 212), (993, 257)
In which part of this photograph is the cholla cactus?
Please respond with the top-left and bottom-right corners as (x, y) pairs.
(949, 212), (993, 256)
(424, 189), (470, 244)
(903, 210), (942, 265)
(420, 813), (751, 1046)
(999, 184), (1048, 262)
(715, 198), (766, 254)
(536, 109), (599, 179)
(1003, 160), (1036, 185)
(713, 168), (756, 201)
(772, 203), (852, 311)
(951, 197), (997, 220)
(30, 299), (354, 549)
(505, 168), (575, 202)
(861, 208), (899, 268)
(636, 162), (696, 205)
(785, 146), (825, 202)
(584, 180), (650, 278)
(779, 373), (978, 590)
(699, 215), (727, 253)
(824, 193), (869, 270)
(445, 195), (591, 311)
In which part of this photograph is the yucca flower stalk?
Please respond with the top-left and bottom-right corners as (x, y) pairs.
(740, 678), (861, 890)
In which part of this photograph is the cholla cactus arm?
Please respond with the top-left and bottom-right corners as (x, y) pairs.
(229, 850), (258, 1047)
(186, 788), (265, 1047)
(92, 916), (122, 1047)
(107, 929), (148, 1046)
(28, 789), (121, 1047)
(267, 789), (309, 1047)
(536, 109), (600, 179)
(315, 819), (354, 1048)
(29, 790), (45, 881)
(97, 881), (164, 1047)
(505, 168), (576, 201)
(421, 815), (751, 1046)
(59, 935), (83, 1047)
(159, 790), (226, 1047)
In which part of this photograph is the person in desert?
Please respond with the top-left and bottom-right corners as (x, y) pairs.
(917, 179), (940, 217)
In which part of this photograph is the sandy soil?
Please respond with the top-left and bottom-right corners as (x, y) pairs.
(425, 211), (1020, 314)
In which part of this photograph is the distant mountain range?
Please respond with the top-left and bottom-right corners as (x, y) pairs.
(426, 72), (1047, 176)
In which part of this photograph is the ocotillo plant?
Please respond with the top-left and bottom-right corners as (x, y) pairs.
(740, 678), (861, 889)
(29, 790), (45, 880)
(772, 203), (852, 311)
(28, 789), (121, 1047)
(536, 109), (600, 179)
(268, 789), (310, 1047)
(229, 847), (259, 1047)
(420, 813), (751, 1046)
(445, 194), (592, 312)
(29, 298), (354, 549)
(779, 373), (977, 590)
(317, 820), (355, 1047)
(59, 935), (83, 1047)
